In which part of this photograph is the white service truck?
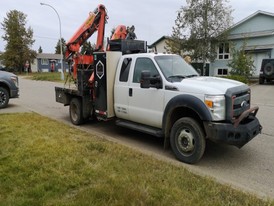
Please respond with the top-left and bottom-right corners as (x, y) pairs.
(55, 50), (262, 164)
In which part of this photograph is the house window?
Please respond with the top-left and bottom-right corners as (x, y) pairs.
(217, 68), (228, 76)
(41, 58), (49, 65)
(218, 43), (230, 60)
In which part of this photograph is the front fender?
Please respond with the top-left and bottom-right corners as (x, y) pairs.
(162, 94), (212, 138)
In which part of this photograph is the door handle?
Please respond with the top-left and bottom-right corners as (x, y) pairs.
(129, 88), (133, 96)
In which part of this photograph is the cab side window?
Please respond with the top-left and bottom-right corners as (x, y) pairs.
(119, 58), (132, 82)
(133, 58), (159, 83)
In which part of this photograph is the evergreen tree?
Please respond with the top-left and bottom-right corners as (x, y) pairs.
(1, 10), (36, 72)
(227, 41), (255, 82)
(80, 41), (95, 55)
(55, 38), (66, 55)
(38, 46), (43, 53)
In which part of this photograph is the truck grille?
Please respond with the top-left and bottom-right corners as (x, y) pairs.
(225, 85), (251, 121)
(232, 91), (250, 117)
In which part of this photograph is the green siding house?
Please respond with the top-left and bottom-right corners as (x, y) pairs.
(210, 11), (274, 77)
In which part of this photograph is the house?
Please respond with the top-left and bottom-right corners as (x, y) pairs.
(211, 10), (274, 77)
(31, 53), (68, 73)
(148, 36), (210, 75)
(148, 36), (171, 53)
(150, 11), (274, 77)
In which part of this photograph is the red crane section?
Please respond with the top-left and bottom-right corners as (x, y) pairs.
(65, 4), (108, 79)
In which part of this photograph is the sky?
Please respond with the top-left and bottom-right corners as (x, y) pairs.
(1, 0), (274, 53)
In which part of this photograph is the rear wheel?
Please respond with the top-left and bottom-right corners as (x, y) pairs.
(69, 98), (84, 125)
(0, 87), (9, 109)
(170, 117), (206, 164)
(263, 62), (274, 77)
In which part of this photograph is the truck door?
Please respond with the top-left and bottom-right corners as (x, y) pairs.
(128, 57), (164, 128)
(114, 57), (132, 120)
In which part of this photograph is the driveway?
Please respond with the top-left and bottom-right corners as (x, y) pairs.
(1, 77), (274, 200)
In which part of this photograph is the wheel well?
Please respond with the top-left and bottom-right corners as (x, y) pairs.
(0, 83), (10, 95)
(166, 106), (205, 138)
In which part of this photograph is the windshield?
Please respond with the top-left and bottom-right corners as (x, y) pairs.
(154, 55), (199, 82)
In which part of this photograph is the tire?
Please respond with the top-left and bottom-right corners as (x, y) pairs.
(263, 62), (274, 77)
(69, 98), (84, 125)
(259, 77), (264, 84)
(0, 87), (9, 109)
(170, 117), (206, 164)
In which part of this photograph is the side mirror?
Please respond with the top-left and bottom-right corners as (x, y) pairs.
(140, 70), (151, 88)
(140, 70), (162, 89)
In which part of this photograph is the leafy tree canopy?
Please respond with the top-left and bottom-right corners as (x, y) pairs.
(167, 0), (233, 63)
(1, 10), (36, 72)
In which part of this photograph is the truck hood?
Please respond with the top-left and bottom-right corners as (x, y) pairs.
(171, 76), (245, 95)
(0, 70), (17, 78)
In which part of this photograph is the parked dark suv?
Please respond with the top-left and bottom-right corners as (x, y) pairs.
(0, 70), (19, 108)
(259, 59), (274, 84)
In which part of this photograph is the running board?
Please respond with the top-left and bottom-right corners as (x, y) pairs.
(116, 119), (163, 138)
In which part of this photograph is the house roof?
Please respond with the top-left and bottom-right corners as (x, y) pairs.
(226, 10), (274, 40)
(228, 29), (274, 40)
(36, 53), (62, 60)
(148, 36), (171, 48)
(229, 10), (274, 31)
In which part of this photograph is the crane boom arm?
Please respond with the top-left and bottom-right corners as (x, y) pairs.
(65, 4), (107, 60)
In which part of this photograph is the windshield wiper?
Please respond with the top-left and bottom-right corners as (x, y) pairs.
(185, 74), (198, 78)
(168, 75), (186, 79)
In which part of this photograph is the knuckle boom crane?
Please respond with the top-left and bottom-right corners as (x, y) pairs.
(65, 4), (107, 79)
(65, 4), (141, 80)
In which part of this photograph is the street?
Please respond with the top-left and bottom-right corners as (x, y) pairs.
(1, 77), (274, 200)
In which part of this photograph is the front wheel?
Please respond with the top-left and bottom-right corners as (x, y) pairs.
(170, 117), (206, 164)
(0, 87), (9, 109)
(69, 98), (84, 125)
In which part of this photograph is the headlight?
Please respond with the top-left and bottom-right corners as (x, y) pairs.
(11, 76), (19, 88)
(204, 95), (225, 121)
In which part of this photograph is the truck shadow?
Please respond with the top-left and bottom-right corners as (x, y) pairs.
(200, 140), (253, 166)
(65, 118), (253, 166)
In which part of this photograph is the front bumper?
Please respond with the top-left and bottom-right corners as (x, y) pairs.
(204, 107), (262, 148)
(10, 88), (19, 98)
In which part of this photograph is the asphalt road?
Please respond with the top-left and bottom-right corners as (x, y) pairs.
(1, 76), (274, 200)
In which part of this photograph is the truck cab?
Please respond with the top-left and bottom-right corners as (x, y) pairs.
(112, 52), (261, 163)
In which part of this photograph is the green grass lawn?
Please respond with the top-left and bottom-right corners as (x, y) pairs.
(24, 72), (68, 82)
(0, 113), (273, 206)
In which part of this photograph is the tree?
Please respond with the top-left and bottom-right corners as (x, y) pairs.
(165, 12), (184, 55)
(55, 38), (66, 55)
(167, 0), (233, 74)
(227, 41), (255, 82)
(1, 10), (36, 73)
(80, 41), (95, 55)
(38, 46), (43, 53)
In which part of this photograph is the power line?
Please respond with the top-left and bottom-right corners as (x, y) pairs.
(34, 35), (59, 41)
